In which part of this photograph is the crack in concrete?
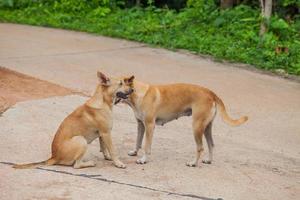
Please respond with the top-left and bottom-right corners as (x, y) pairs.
(0, 45), (146, 60)
(1, 161), (223, 200)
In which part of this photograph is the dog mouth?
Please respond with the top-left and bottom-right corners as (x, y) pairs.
(114, 89), (134, 105)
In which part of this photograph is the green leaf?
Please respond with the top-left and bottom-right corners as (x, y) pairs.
(213, 17), (225, 27)
(271, 19), (289, 30)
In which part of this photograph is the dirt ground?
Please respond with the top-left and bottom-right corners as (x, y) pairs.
(0, 67), (73, 113)
(0, 23), (299, 200)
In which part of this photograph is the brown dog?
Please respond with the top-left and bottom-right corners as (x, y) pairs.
(117, 79), (248, 167)
(13, 72), (134, 169)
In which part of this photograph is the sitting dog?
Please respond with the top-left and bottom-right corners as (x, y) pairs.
(117, 79), (248, 167)
(13, 72), (134, 169)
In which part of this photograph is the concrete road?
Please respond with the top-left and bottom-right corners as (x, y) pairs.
(0, 23), (299, 200)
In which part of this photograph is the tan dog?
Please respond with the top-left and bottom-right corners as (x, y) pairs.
(118, 80), (248, 166)
(13, 72), (134, 169)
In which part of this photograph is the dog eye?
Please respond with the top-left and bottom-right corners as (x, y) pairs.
(119, 81), (123, 86)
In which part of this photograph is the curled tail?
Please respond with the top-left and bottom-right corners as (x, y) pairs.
(13, 158), (56, 169)
(214, 95), (248, 126)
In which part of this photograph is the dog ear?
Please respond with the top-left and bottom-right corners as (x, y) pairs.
(125, 75), (135, 84)
(97, 71), (110, 86)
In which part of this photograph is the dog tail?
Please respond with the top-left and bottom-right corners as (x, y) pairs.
(214, 95), (248, 126)
(13, 158), (57, 169)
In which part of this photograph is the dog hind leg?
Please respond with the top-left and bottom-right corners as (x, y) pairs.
(57, 136), (95, 168)
(186, 104), (212, 167)
(202, 122), (214, 164)
(186, 122), (205, 167)
(72, 136), (95, 168)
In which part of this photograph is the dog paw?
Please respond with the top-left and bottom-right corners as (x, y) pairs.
(128, 150), (137, 156)
(136, 157), (147, 164)
(186, 161), (197, 167)
(202, 160), (212, 164)
(87, 161), (96, 167)
(104, 154), (112, 161)
(114, 160), (126, 169)
(74, 160), (96, 169)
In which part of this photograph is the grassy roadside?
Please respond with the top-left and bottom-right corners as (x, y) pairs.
(0, 3), (299, 75)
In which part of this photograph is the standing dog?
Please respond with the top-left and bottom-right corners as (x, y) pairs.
(117, 79), (248, 167)
(13, 72), (134, 169)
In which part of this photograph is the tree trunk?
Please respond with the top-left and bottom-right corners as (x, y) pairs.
(260, 0), (273, 36)
(136, 0), (141, 7)
(220, 0), (234, 9)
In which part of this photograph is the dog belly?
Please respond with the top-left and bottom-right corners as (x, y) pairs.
(155, 118), (170, 126)
(155, 108), (192, 126)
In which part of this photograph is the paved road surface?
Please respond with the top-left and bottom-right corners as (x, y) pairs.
(0, 23), (299, 200)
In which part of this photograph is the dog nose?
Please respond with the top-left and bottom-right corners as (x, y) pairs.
(116, 92), (126, 99)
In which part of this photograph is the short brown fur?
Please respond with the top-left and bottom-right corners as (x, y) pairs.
(13, 72), (134, 169)
(121, 81), (248, 166)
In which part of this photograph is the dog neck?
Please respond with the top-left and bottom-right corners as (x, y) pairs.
(128, 80), (149, 108)
(86, 85), (114, 109)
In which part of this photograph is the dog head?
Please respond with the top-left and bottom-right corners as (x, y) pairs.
(97, 72), (134, 104)
(113, 75), (135, 105)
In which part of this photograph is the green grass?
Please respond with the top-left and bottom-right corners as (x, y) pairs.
(0, 2), (299, 75)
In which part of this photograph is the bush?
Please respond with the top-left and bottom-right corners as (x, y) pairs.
(0, 0), (299, 75)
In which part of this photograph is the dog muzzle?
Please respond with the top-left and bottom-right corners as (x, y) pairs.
(114, 89), (134, 105)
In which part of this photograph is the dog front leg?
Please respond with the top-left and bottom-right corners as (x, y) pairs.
(128, 119), (145, 156)
(136, 121), (154, 164)
(99, 137), (112, 160)
(100, 132), (126, 168)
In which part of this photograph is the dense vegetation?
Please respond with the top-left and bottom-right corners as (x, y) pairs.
(0, 0), (299, 75)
